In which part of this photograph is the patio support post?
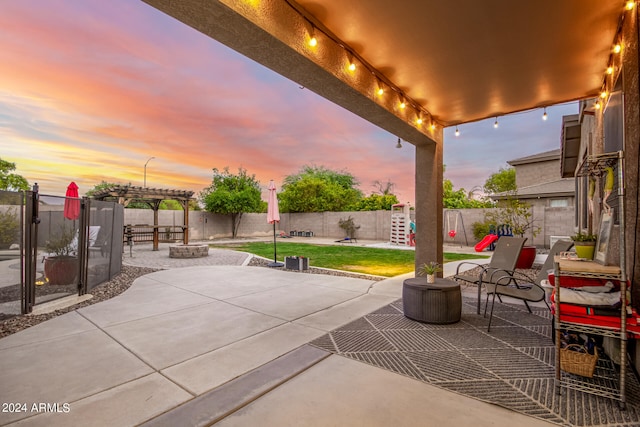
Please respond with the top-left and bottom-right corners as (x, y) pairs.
(414, 135), (443, 276)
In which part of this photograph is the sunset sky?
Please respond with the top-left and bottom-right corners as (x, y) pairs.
(1, 0), (578, 204)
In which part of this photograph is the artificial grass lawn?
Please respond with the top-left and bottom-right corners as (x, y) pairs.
(211, 241), (487, 277)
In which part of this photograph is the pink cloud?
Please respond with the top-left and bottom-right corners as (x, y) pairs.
(0, 0), (415, 203)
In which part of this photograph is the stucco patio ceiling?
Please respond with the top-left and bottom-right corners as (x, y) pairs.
(144, 0), (625, 143)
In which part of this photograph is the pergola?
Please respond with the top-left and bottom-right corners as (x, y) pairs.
(142, 0), (637, 273)
(91, 184), (194, 250)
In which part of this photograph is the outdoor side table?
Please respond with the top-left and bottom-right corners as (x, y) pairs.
(402, 277), (462, 324)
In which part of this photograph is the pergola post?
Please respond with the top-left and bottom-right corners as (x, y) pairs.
(182, 200), (190, 244)
(152, 200), (161, 251)
(414, 137), (443, 276)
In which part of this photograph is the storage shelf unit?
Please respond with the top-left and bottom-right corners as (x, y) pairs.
(553, 151), (628, 408)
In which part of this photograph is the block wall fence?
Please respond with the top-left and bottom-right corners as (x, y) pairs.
(123, 206), (575, 248)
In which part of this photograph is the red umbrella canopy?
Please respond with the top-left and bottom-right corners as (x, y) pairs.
(64, 181), (80, 220)
(267, 180), (280, 224)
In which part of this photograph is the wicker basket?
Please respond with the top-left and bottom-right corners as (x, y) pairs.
(560, 344), (598, 378)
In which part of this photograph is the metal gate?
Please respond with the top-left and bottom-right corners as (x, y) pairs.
(0, 185), (123, 317)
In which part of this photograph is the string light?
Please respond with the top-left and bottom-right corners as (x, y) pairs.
(626, 1), (635, 10)
(399, 99), (406, 109)
(494, 117), (499, 128)
(377, 85), (384, 96)
(542, 107), (548, 121)
(613, 44), (621, 54)
(307, 25), (318, 47)
(455, 126), (460, 137)
(416, 116), (423, 125)
(600, 90), (608, 98)
(607, 66), (614, 75)
(396, 137), (402, 149)
(595, 100), (601, 110)
(430, 122), (436, 131)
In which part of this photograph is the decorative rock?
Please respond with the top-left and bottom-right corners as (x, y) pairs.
(169, 244), (209, 259)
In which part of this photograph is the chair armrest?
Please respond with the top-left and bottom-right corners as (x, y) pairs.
(454, 261), (488, 275)
(484, 267), (517, 284)
(492, 272), (520, 286)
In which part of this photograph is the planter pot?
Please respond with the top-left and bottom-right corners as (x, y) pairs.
(44, 256), (79, 286)
(516, 246), (537, 269)
(574, 242), (596, 260)
(426, 274), (436, 284)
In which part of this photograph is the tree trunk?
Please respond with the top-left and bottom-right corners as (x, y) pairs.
(231, 213), (243, 238)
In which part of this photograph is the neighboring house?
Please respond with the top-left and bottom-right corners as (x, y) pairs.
(490, 148), (575, 209)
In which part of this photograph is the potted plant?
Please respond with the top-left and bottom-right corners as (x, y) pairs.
(570, 231), (598, 260)
(418, 261), (442, 284)
(44, 225), (79, 286)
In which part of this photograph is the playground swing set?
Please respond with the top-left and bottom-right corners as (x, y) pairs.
(445, 210), (468, 246)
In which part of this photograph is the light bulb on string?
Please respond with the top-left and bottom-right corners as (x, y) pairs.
(626, 1), (635, 10)
(396, 137), (402, 149)
(308, 26), (318, 47)
(494, 117), (499, 128)
(455, 126), (460, 137)
(542, 107), (548, 121)
(430, 123), (436, 131)
(595, 100), (601, 110)
(607, 66), (614, 75)
(613, 44), (621, 54)
(416, 116), (423, 125)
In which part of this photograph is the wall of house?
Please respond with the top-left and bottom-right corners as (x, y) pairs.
(515, 159), (561, 188)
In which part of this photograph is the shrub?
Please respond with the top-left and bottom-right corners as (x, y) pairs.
(0, 207), (19, 248)
(471, 220), (492, 242)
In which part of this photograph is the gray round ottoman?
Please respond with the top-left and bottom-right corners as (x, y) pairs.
(402, 277), (462, 324)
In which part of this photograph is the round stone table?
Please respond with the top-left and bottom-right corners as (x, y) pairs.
(402, 277), (462, 324)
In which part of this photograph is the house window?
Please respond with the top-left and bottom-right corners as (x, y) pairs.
(550, 198), (569, 207)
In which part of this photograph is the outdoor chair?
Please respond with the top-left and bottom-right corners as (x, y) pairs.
(453, 236), (527, 314)
(483, 239), (574, 332)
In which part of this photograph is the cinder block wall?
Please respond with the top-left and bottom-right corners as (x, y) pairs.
(123, 207), (574, 248)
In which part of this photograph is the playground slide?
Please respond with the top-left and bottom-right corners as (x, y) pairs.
(474, 234), (499, 252)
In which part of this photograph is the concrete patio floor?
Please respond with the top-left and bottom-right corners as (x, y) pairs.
(0, 244), (557, 426)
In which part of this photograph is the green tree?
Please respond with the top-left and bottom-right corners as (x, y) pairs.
(279, 165), (362, 212)
(484, 167), (516, 195)
(355, 193), (399, 211)
(0, 158), (29, 191)
(443, 178), (493, 208)
(199, 167), (264, 238)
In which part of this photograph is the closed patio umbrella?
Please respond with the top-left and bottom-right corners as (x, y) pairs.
(63, 181), (80, 220)
(267, 180), (283, 267)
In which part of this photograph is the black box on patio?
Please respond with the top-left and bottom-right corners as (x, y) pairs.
(285, 256), (309, 271)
